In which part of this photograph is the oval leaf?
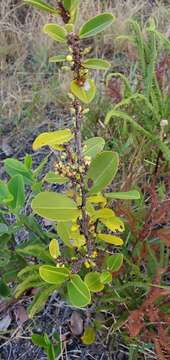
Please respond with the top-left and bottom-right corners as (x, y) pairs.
(33, 129), (73, 150)
(85, 151), (119, 194)
(79, 13), (114, 39)
(83, 137), (105, 159)
(81, 327), (96, 345)
(71, 79), (96, 104)
(49, 239), (60, 259)
(39, 265), (70, 285)
(83, 58), (111, 70)
(24, 0), (59, 15)
(106, 190), (140, 200)
(43, 23), (67, 43)
(67, 274), (91, 308)
(44, 171), (68, 184)
(100, 271), (112, 284)
(107, 254), (124, 272)
(32, 192), (80, 222)
(97, 234), (123, 246)
(101, 217), (124, 232)
(92, 208), (115, 220)
(84, 272), (104, 293)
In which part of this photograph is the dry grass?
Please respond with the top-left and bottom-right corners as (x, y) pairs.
(0, 0), (170, 134)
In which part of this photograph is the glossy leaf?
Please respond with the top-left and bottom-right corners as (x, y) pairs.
(81, 327), (96, 345)
(49, 239), (60, 259)
(107, 254), (124, 272)
(85, 151), (119, 194)
(84, 272), (104, 292)
(57, 222), (73, 247)
(100, 271), (112, 284)
(92, 208), (115, 220)
(49, 54), (66, 62)
(0, 180), (13, 204)
(44, 171), (68, 184)
(33, 129), (73, 150)
(24, 0), (59, 15)
(83, 137), (105, 159)
(43, 24), (67, 43)
(39, 265), (70, 285)
(106, 190), (140, 200)
(83, 58), (111, 70)
(32, 192), (80, 222)
(70, 79), (96, 104)
(101, 217), (124, 232)
(97, 234), (123, 246)
(8, 175), (25, 209)
(67, 274), (91, 308)
(4, 158), (33, 185)
(79, 13), (114, 39)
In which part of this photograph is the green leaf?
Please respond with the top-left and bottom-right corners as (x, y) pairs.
(105, 190), (141, 200)
(49, 239), (60, 259)
(85, 151), (119, 194)
(70, 79), (96, 104)
(64, 0), (80, 11)
(16, 241), (54, 263)
(100, 271), (112, 284)
(32, 192), (80, 222)
(0, 180), (13, 204)
(8, 175), (25, 209)
(79, 13), (114, 39)
(83, 137), (105, 159)
(4, 158), (33, 185)
(28, 284), (57, 318)
(2, 254), (26, 282)
(43, 171), (68, 185)
(43, 24), (67, 43)
(39, 265), (70, 285)
(92, 208), (115, 220)
(67, 274), (91, 308)
(0, 279), (11, 298)
(84, 272), (104, 292)
(101, 217), (124, 232)
(24, 0), (59, 15)
(0, 224), (9, 235)
(49, 55), (66, 63)
(32, 333), (47, 349)
(97, 234), (123, 246)
(81, 327), (96, 345)
(33, 129), (73, 150)
(57, 222), (73, 247)
(15, 273), (43, 298)
(0, 249), (11, 267)
(107, 254), (123, 272)
(83, 58), (111, 70)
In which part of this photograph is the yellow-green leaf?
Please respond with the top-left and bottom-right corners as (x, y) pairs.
(57, 222), (73, 248)
(106, 190), (140, 200)
(79, 13), (114, 39)
(97, 234), (123, 246)
(70, 79), (96, 104)
(92, 208), (115, 221)
(107, 254), (123, 272)
(85, 151), (119, 195)
(100, 271), (112, 284)
(43, 23), (67, 43)
(81, 327), (96, 345)
(84, 272), (104, 293)
(44, 171), (68, 184)
(39, 265), (70, 284)
(101, 217), (124, 232)
(83, 137), (105, 159)
(24, 0), (59, 15)
(49, 55), (66, 63)
(49, 239), (60, 259)
(83, 58), (111, 70)
(67, 274), (91, 308)
(87, 195), (106, 205)
(70, 232), (86, 248)
(32, 129), (73, 150)
(32, 192), (80, 222)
